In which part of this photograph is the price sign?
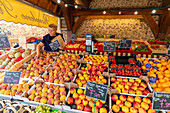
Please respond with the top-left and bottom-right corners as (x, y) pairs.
(49, 39), (61, 51)
(167, 48), (170, 55)
(152, 92), (170, 111)
(120, 39), (132, 48)
(110, 35), (115, 38)
(0, 36), (11, 48)
(103, 42), (116, 51)
(85, 81), (108, 101)
(3, 72), (21, 84)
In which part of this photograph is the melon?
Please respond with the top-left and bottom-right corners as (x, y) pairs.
(15, 53), (22, 58)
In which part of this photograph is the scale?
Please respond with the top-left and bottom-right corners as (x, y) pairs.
(85, 34), (93, 53)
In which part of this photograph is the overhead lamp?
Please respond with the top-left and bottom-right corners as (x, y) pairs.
(134, 11), (138, 15)
(152, 9), (156, 13)
(65, 4), (68, 7)
(57, 0), (61, 3)
(75, 5), (78, 9)
(103, 11), (106, 14)
(119, 11), (121, 14)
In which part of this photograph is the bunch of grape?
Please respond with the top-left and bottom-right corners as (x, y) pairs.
(32, 105), (51, 113)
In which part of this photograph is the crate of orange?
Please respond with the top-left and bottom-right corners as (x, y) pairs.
(137, 57), (170, 93)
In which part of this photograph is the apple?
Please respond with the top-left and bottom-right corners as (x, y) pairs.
(84, 105), (91, 112)
(111, 95), (118, 101)
(67, 97), (73, 105)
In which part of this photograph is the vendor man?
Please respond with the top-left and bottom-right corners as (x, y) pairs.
(36, 24), (65, 58)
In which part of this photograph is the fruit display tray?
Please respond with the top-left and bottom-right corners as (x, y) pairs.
(64, 87), (110, 113)
(40, 68), (77, 85)
(83, 54), (108, 64)
(110, 76), (153, 96)
(0, 79), (34, 101)
(80, 63), (109, 73)
(74, 71), (109, 88)
(22, 80), (69, 109)
(110, 94), (153, 113)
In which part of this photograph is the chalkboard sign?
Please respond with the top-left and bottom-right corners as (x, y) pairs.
(120, 39), (132, 48)
(103, 42), (116, 51)
(110, 35), (115, 38)
(3, 72), (21, 84)
(49, 39), (61, 51)
(167, 48), (170, 55)
(0, 36), (11, 48)
(152, 92), (170, 111)
(85, 81), (108, 101)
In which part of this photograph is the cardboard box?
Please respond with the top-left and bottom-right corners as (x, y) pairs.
(27, 43), (37, 50)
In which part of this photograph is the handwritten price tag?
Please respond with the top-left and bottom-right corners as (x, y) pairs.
(85, 81), (108, 101)
(120, 39), (132, 48)
(49, 39), (61, 51)
(103, 42), (116, 51)
(153, 92), (170, 111)
(3, 72), (21, 84)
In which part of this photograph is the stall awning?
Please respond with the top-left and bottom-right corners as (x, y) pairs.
(0, 0), (58, 28)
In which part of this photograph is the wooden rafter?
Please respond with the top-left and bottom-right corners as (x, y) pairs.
(142, 15), (159, 38)
(85, 15), (143, 19)
(53, 4), (58, 13)
(73, 16), (87, 33)
(75, 0), (90, 7)
(159, 11), (170, 39)
(46, 0), (52, 10)
(72, 9), (163, 16)
(59, 2), (72, 30)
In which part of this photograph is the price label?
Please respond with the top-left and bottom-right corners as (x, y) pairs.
(85, 81), (108, 101)
(3, 72), (21, 84)
(120, 39), (132, 48)
(103, 42), (116, 51)
(152, 92), (170, 111)
(49, 39), (61, 51)
(0, 36), (11, 48)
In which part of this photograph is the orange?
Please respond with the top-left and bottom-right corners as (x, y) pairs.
(159, 79), (166, 83)
(157, 83), (162, 88)
(157, 74), (164, 79)
(161, 62), (167, 66)
(162, 82), (170, 87)
(164, 70), (170, 74)
(163, 88), (170, 93)
(164, 77), (169, 81)
(152, 69), (157, 73)
(150, 74), (156, 77)
(154, 88), (162, 92)
(160, 59), (166, 62)
(142, 66), (146, 70)
(145, 58), (149, 61)
(150, 83), (157, 88)
(157, 63), (162, 67)
(143, 61), (148, 65)
(156, 71), (162, 75)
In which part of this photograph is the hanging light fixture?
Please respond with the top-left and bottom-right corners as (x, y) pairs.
(152, 9), (156, 13)
(134, 11), (138, 15)
(103, 11), (106, 14)
(119, 11), (121, 14)
(57, 0), (61, 3)
(65, 4), (68, 7)
(75, 5), (78, 9)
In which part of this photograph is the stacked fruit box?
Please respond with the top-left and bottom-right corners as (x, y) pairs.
(0, 79), (34, 100)
(110, 94), (155, 113)
(65, 85), (110, 113)
(21, 79), (68, 109)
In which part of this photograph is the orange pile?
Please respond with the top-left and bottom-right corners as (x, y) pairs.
(137, 58), (170, 93)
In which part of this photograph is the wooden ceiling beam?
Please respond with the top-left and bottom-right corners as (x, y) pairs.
(53, 4), (58, 13)
(75, 0), (89, 7)
(158, 11), (170, 39)
(142, 15), (159, 38)
(46, 0), (52, 10)
(59, 2), (72, 30)
(72, 9), (163, 16)
(85, 15), (143, 19)
(73, 16), (87, 33)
